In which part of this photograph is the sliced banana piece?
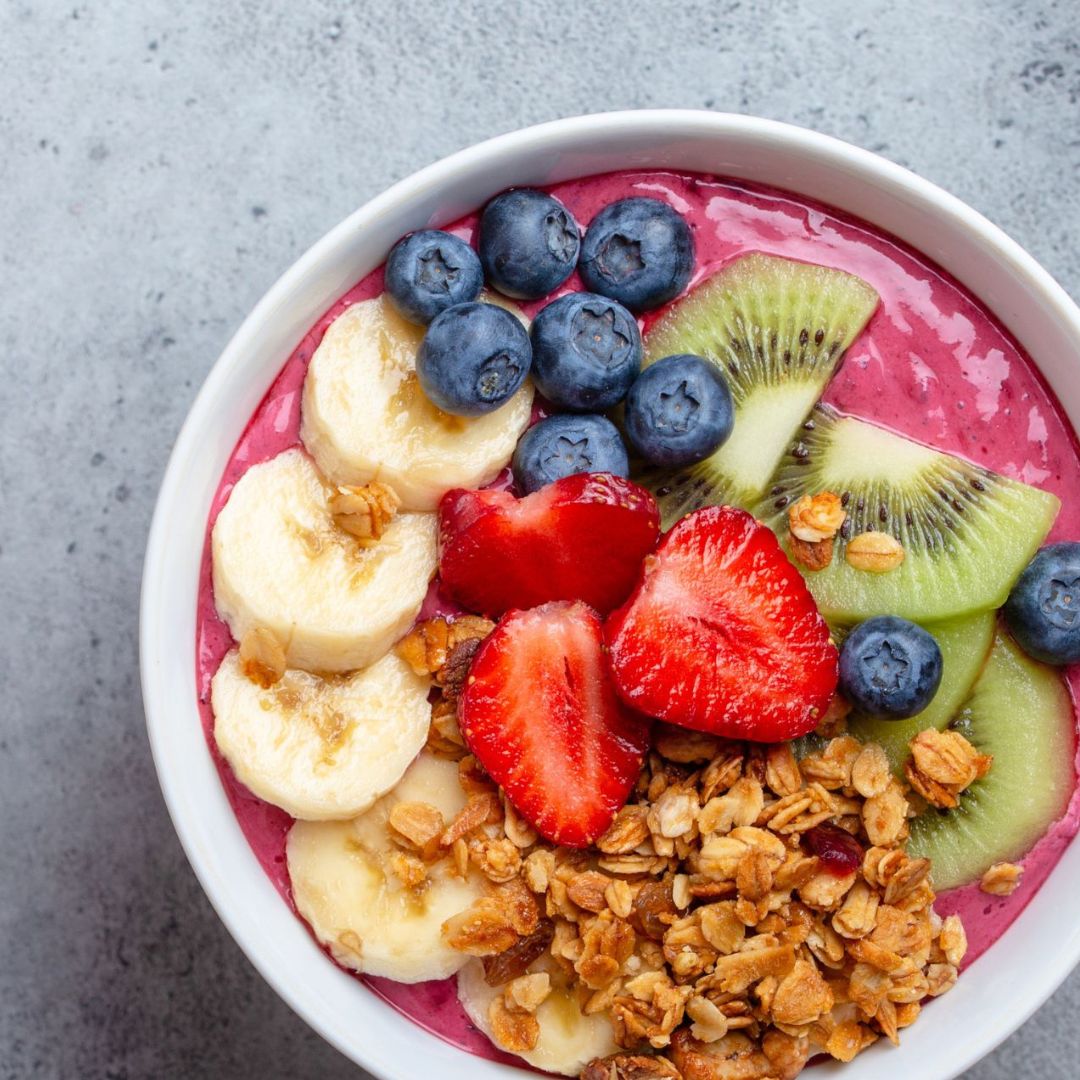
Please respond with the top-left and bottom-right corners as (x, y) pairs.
(457, 957), (618, 1075)
(300, 294), (534, 511)
(212, 649), (430, 820)
(212, 448), (437, 673)
(287, 752), (484, 982)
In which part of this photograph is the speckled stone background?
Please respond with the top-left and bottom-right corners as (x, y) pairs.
(2, 0), (1079, 1076)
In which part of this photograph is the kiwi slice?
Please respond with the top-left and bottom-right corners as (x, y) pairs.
(906, 631), (1075, 890)
(756, 406), (1060, 623)
(636, 253), (879, 524)
(847, 611), (997, 772)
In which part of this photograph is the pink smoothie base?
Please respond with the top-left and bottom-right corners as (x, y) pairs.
(195, 170), (1080, 1062)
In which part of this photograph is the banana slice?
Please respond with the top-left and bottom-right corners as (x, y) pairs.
(212, 448), (437, 673)
(300, 294), (534, 511)
(287, 752), (484, 982)
(212, 648), (430, 820)
(457, 957), (618, 1075)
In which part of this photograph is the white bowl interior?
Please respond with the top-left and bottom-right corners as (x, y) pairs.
(142, 111), (1080, 1080)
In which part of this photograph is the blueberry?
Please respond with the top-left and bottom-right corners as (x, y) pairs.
(416, 303), (531, 417)
(838, 616), (943, 720)
(578, 197), (694, 312)
(1004, 543), (1080, 664)
(623, 354), (734, 467)
(529, 292), (642, 412)
(384, 230), (483, 324)
(512, 414), (629, 494)
(478, 189), (580, 300)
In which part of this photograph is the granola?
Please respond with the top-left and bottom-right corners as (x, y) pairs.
(904, 729), (992, 809)
(788, 492), (846, 543)
(327, 480), (401, 545)
(438, 732), (966, 1077)
(844, 530), (905, 573)
(395, 615), (494, 681)
(980, 861), (1023, 896)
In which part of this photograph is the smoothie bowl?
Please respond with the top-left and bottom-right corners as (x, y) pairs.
(141, 111), (1080, 1080)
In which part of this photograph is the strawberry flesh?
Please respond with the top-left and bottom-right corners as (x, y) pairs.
(459, 600), (650, 847)
(438, 473), (660, 617)
(606, 506), (838, 742)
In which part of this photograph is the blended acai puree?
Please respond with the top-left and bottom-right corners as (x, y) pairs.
(195, 170), (1080, 1057)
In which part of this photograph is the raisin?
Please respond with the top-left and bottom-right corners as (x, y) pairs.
(630, 881), (678, 941)
(482, 920), (554, 986)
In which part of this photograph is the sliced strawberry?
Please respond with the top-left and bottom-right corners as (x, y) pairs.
(605, 506), (838, 742)
(438, 473), (660, 617)
(459, 600), (650, 847)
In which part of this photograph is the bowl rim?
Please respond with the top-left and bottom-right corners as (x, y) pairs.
(141, 108), (1080, 1080)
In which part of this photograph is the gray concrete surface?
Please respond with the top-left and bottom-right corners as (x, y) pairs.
(1, 0), (1078, 1076)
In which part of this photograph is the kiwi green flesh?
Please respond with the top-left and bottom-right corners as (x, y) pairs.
(846, 611), (997, 773)
(636, 254), (880, 527)
(906, 632), (1075, 891)
(756, 406), (1061, 623)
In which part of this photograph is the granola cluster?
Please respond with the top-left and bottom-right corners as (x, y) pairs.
(396, 621), (970, 1080)
(327, 480), (401, 545)
(904, 729), (992, 809)
(786, 490), (906, 575)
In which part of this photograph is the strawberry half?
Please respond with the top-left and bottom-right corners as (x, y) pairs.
(438, 473), (660, 617)
(459, 600), (650, 847)
(605, 506), (838, 742)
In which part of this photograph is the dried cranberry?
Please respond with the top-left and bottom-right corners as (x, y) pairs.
(805, 823), (863, 876)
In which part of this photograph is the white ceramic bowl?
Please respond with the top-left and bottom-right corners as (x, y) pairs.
(141, 110), (1080, 1079)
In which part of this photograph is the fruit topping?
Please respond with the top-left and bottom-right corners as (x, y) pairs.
(449, 675), (965, 1074)
(512, 413), (629, 494)
(384, 229), (484, 324)
(1003, 541), (1080, 664)
(438, 473), (660, 617)
(578, 197), (694, 312)
(457, 955), (619, 1075)
(758, 405), (1061, 623)
(624, 353), (734, 467)
(286, 752), (486, 982)
(482, 920), (556, 987)
(479, 189), (580, 300)
(847, 611), (996, 771)
(804, 823), (863, 876)
(530, 292), (643, 412)
(211, 448), (437, 673)
(213, 650), (432, 821)
(637, 254), (879, 522)
(838, 615), (943, 720)
(237, 625), (286, 688)
(906, 631), (1075, 890)
(459, 601), (651, 847)
(300, 295), (533, 510)
(416, 301), (532, 417)
(605, 506), (838, 742)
